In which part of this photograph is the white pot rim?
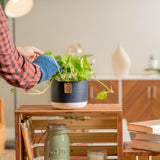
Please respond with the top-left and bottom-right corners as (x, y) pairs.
(50, 101), (88, 110)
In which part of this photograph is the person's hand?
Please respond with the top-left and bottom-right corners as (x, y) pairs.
(17, 46), (44, 62)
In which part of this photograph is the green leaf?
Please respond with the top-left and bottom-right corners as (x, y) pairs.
(54, 56), (62, 62)
(84, 71), (93, 78)
(70, 57), (82, 72)
(96, 90), (107, 100)
(82, 54), (93, 58)
(11, 88), (16, 93)
(90, 59), (96, 66)
(79, 71), (93, 79)
(110, 85), (113, 92)
(61, 53), (73, 64)
(44, 51), (53, 56)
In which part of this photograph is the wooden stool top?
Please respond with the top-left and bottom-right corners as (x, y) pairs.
(15, 104), (122, 115)
(123, 142), (160, 156)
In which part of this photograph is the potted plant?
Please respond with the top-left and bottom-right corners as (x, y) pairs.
(11, 52), (113, 109)
(149, 56), (159, 69)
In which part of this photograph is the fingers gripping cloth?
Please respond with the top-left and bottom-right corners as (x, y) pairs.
(33, 55), (61, 83)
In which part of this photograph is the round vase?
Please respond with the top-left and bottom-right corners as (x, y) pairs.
(112, 44), (131, 77)
(50, 80), (88, 109)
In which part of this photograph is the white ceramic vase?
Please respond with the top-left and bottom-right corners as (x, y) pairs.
(112, 44), (131, 77)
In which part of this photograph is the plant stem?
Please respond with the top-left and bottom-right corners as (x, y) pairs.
(65, 65), (69, 81)
(79, 74), (112, 93)
(69, 64), (77, 81)
(90, 78), (113, 93)
(52, 56), (65, 81)
(13, 79), (54, 95)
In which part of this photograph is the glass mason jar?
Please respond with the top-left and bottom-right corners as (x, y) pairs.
(44, 123), (70, 160)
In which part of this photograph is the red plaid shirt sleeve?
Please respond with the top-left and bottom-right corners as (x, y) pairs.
(0, 5), (42, 92)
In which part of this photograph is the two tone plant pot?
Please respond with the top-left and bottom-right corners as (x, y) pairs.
(50, 80), (88, 109)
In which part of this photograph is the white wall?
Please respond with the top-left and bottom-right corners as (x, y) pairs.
(3, 0), (160, 128)
(0, 78), (14, 127)
(15, 0), (160, 74)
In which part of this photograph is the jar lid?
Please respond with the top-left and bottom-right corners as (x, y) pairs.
(47, 123), (67, 131)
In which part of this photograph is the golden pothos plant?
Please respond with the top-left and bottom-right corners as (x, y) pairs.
(11, 52), (113, 100)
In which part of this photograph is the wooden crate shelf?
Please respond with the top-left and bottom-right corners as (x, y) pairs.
(15, 104), (122, 160)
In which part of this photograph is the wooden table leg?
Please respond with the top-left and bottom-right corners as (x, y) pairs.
(118, 112), (123, 160)
(15, 113), (23, 160)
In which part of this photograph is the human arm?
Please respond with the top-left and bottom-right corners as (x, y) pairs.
(0, 5), (60, 92)
(0, 5), (41, 92)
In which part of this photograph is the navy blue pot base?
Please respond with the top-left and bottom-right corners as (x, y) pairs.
(51, 80), (88, 109)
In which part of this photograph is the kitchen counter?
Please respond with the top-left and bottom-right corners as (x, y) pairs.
(95, 74), (160, 80)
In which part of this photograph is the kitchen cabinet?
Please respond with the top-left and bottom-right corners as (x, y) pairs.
(151, 80), (160, 120)
(122, 80), (160, 123)
(88, 80), (119, 104)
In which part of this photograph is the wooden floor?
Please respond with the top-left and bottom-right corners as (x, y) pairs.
(0, 150), (45, 160)
(0, 150), (15, 160)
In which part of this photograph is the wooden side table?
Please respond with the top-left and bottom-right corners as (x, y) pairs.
(123, 142), (160, 160)
(15, 104), (123, 160)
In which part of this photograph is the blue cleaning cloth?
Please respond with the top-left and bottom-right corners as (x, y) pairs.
(33, 55), (61, 83)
